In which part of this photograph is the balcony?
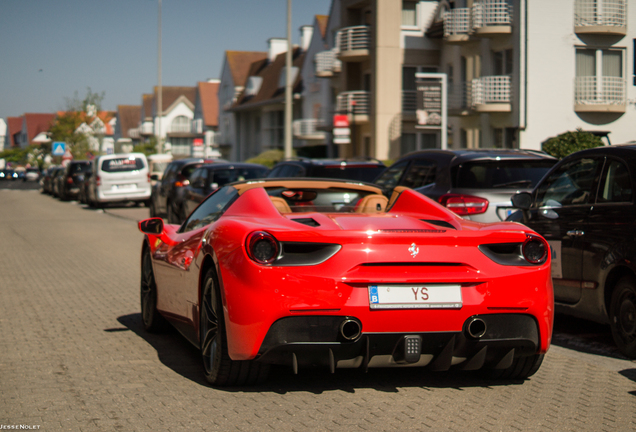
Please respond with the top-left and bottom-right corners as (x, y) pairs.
(471, 76), (511, 112)
(472, 0), (512, 37)
(292, 119), (327, 140)
(336, 91), (370, 123)
(315, 49), (342, 78)
(443, 8), (472, 43)
(140, 121), (154, 136)
(337, 26), (370, 62)
(448, 82), (474, 114)
(574, 76), (626, 112)
(574, 0), (627, 35)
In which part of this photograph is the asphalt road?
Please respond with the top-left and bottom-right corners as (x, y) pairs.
(1, 189), (635, 431)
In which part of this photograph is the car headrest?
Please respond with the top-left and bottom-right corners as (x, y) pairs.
(355, 194), (389, 213)
(270, 196), (292, 214)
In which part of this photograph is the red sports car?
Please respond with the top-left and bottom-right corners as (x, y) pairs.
(138, 179), (553, 386)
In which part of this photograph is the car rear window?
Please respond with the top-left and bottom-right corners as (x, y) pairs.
(101, 157), (145, 173)
(453, 160), (555, 189)
(69, 163), (91, 173)
(266, 187), (375, 213)
(310, 166), (385, 183)
(211, 167), (268, 186)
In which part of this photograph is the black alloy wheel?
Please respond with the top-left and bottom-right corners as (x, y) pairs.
(200, 268), (268, 386)
(610, 276), (636, 359)
(140, 248), (167, 332)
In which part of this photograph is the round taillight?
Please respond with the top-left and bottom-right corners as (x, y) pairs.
(247, 231), (279, 265)
(522, 237), (547, 264)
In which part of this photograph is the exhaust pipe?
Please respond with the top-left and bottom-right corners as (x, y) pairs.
(339, 319), (362, 341)
(466, 317), (487, 339)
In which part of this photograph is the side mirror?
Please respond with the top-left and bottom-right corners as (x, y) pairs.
(511, 192), (532, 210)
(150, 174), (160, 181)
(139, 218), (164, 235)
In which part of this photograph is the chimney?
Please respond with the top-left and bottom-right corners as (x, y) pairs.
(268, 38), (288, 61)
(299, 25), (314, 51)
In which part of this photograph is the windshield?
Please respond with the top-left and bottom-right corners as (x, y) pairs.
(265, 187), (376, 213)
(152, 162), (170, 174)
(453, 160), (555, 189)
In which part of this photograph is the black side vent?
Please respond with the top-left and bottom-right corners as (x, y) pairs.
(421, 219), (457, 230)
(291, 218), (320, 227)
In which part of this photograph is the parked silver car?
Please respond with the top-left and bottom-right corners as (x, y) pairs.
(374, 149), (557, 222)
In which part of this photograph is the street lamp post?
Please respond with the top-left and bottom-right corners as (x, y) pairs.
(157, 0), (163, 154)
(284, 0), (293, 159)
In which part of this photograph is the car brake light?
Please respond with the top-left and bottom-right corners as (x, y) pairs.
(522, 236), (548, 264)
(174, 174), (189, 188)
(439, 194), (489, 216)
(66, 177), (73, 184)
(246, 231), (279, 265)
(96, 176), (101, 186)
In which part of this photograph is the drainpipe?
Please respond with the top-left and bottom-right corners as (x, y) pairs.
(519, 0), (526, 132)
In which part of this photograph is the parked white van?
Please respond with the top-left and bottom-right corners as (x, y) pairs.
(87, 153), (151, 208)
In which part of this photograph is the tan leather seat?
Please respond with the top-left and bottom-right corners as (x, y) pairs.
(270, 197), (292, 214)
(355, 194), (389, 213)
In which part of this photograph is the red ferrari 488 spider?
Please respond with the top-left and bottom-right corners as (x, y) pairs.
(138, 179), (553, 386)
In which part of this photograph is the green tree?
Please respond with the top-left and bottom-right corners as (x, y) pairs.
(246, 149), (287, 168)
(65, 87), (106, 112)
(542, 129), (603, 159)
(0, 147), (30, 165)
(48, 111), (91, 160)
(134, 136), (158, 156)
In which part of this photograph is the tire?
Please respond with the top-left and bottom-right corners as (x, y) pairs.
(140, 248), (168, 332)
(487, 354), (544, 380)
(610, 276), (636, 359)
(200, 268), (269, 386)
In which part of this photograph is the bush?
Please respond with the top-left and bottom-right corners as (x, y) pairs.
(245, 149), (288, 169)
(541, 129), (603, 159)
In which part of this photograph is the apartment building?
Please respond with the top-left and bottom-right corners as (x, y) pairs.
(437, 0), (635, 149)
(311, 0), (441, 161)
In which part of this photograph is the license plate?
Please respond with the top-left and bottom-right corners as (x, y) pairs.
(368, 284), (462, 309)
(112, 184), (134, 190)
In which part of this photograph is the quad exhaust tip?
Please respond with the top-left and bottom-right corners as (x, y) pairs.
(466, 317), (487, 339)
(340, 319), (362, 341)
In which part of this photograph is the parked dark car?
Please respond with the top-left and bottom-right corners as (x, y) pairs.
(150, 158), (221, 222)
(508, 144), (636, 358)
(267, 158), (386, 183)
(373, 149), (557, 222)
(51, 167), (67, 197)
(181, 163), (269, 219)
(78, 167), (93, 204)
(3, 169), (18, 180)
(41, 167), (61, 194)
(57, 161), (92, 200)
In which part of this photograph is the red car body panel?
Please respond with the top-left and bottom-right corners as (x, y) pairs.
(141, 182), (553, 369)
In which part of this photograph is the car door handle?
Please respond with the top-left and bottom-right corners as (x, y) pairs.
(566, 230), (584, 237)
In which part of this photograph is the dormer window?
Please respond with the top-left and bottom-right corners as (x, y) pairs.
(244, 76), (263, 96)
(278, 66), (299, 88)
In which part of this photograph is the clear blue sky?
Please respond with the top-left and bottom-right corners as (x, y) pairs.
(0, 0), (332, 120)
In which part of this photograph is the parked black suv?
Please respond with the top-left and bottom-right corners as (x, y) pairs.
(373, 149), (556, 222)
(267, 158), (386, 183)
(150, 158), (224, 223)
(509, 144), (636, 358)
(58, 161), (92, 201)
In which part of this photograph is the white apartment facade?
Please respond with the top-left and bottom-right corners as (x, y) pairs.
(440, 0), (636, 150)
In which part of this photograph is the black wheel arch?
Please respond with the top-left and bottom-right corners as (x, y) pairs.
(604, 265), (636, 318)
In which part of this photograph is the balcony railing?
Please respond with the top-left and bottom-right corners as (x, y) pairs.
(337, 26), (370, 53)
(443, 8), (471, 39)
(448, 82), (474, 111)
(315, 49), (342, 77)
(574, 0), (627, 31)
(336, 91), (370, 116)
(473, 0), (513, 31)
(472, 75), (511, 110)
(292, 119), (327, 140)
(574, 76), (626, 110)
(140, 122), (154, 135)
(402, 90), (417, 112)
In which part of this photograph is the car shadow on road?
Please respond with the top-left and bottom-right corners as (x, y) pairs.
(550, 314), (629, 361)
(116, 313), (534, 394)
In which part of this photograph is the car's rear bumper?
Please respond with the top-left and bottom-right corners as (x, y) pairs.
(255, 314), (539, 371)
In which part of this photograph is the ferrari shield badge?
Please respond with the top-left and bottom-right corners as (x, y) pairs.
(408, 243), (419, 258)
